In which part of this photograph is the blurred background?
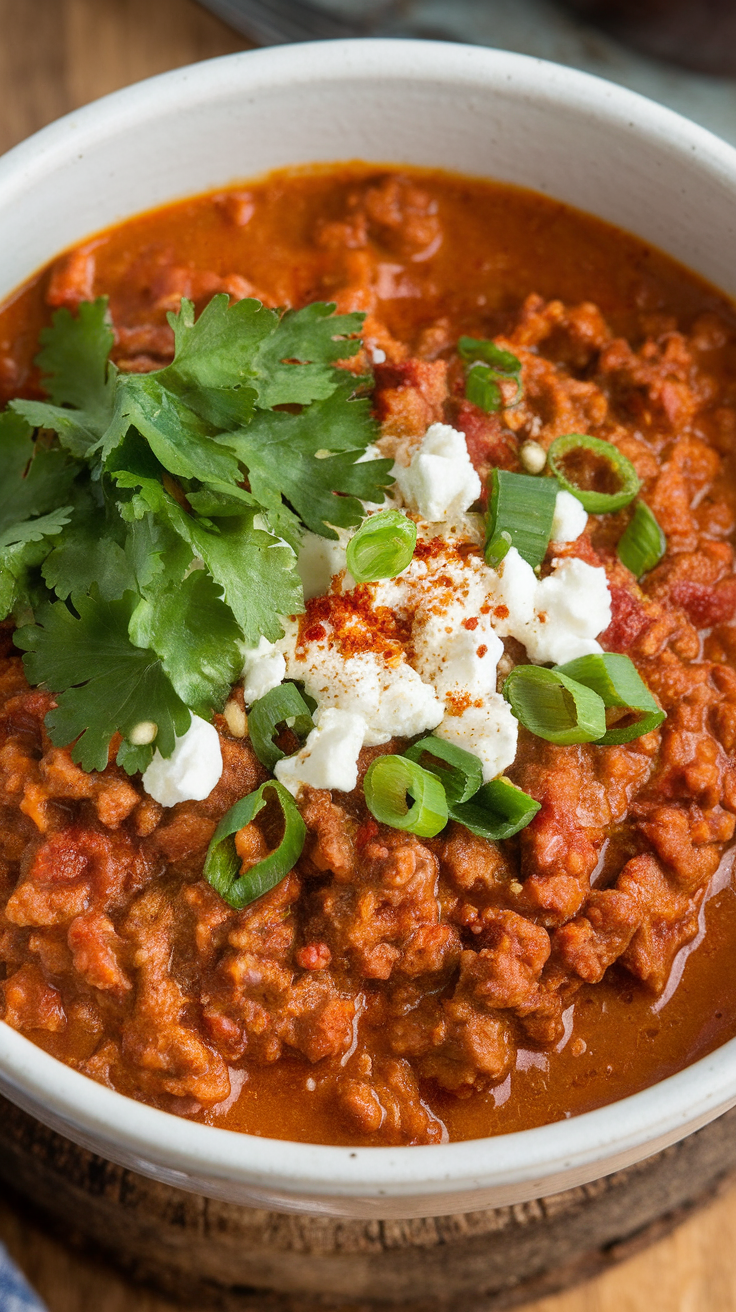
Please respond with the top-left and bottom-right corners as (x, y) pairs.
(194, 0), (736, 142)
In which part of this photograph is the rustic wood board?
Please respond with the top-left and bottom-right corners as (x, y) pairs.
(1, 1), (736, 1308)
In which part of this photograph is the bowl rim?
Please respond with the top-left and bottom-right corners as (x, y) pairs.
(2, 35), (736, 1202)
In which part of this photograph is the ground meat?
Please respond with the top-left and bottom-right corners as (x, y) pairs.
(1, 169), (736, 1146)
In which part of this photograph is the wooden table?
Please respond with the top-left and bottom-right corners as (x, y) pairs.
(0, 1), (734, 1308)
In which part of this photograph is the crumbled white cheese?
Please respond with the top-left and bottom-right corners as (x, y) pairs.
(392, 423), (481, 522)
(274, 497), (610, 787)
(279, 640), (444, 746)
(142, 715), (223, 807)
(411, 599), (503, 701)
(486, 547), (611, 666)
(370, 347), (387, 364)
(296, 533), (349, 601)
(274, 707), (366, 796)
(436, 696), (519, 783)
(525, 558), (612, 665)
(241, 635), (286, 705)
(551, 490), (588, 543)
(485, 547), (538, 634)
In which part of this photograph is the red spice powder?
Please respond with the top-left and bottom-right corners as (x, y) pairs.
(297, 586), (409, 660)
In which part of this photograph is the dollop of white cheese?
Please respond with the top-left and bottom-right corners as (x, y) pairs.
(485, 547), (538, 634)
(280, 641), (444, 746)
(436, 696), (519, 783)
(393, 423), (481, 522)
(551, 489), (588, 543)
(487, 547), (612, 667)
(241, 635), (287, 705)
(274, 707), (366, 796)
(142, 715), (223, 807)
(411, 597), (504, 700)
(525, 557), (612, 665)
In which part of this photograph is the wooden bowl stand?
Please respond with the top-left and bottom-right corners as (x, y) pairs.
(0, 1095), (735, 1311)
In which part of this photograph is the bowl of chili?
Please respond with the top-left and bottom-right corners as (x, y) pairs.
(0, 38), (736, 1218)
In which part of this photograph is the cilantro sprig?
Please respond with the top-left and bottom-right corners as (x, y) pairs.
(4, 293), (393, 773)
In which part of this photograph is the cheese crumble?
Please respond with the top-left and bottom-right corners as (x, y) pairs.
(233, 426), (612, 798)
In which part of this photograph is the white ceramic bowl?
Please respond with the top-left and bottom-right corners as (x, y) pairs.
(1, 38), (736, 1220)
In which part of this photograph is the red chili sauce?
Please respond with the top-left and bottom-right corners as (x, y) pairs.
(1, 166), (736, 1145)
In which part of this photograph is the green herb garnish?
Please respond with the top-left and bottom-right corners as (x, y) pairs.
(203, 781), (307, 910)
(547, 433), (640, 513)
(485, 468), (558, 569)
(502, 664), (608, 745)
(458, 336), (523, 413)
(553, 652), (665, 745)
(363, 754), (449, 838)
(617, 500), (666, 578)
(346, 508), (417, 584)
(448, 776), (541, 840)
(3, 294), (394, 771)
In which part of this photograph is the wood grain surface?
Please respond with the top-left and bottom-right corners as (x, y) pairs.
(0, 2), (733, 1308)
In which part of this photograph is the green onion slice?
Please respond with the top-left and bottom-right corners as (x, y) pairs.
(203, 781), (306, 910)
(449, 777), (541, 841)
(363, 755), (449, 838)
(547, 433), (640, 513)
(248, 683), (314, 771)
(346, 509), (417, 584)
(403, 735), (483, 805)
(503, 665), (607, 744)
(554, 652), (665, 745)
(485, 468), (558, 569)
(617, 501), (666, 578)
(458, 336), (523, 413)
(465, 364), (504, 413)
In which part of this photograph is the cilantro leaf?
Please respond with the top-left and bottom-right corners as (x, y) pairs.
(129, 569), (243, 718)
(0, 506), (72, 553)
(15, 591), (190, 772)
(0, 530), (68, 623)
(4, 291), (390, 776)
(100, 374), (242, 484)
(113, 453), (303, 646)
(185, 513), (302, 646)
(116, 739), (155, 775)
(11, 399), (108, 460)
(42, 519), (133, 602)
(226, 381), (392, 543)
(11, 299), (115, 457)
(36, 298), (114, 415)
(0, 411), (80, 619)
(162, 296), (364, 427)
(0, 411), (77, 531)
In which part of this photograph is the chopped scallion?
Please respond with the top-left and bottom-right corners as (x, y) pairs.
(485, 468), (558, 569)
(364, 754), (448, 838)
(547, 433), (640, 513)
(346, 509), (417, 584)
(248, 683), (314, 771)
(617, 501), (666, 578)
(554, 652), (665, 744)
(503, 664), (607, 744)
(403, 735), (483, 805)
(203, 781), (306, 910)
(458, 336), (523, 413)
(449, 776), (541, 840)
